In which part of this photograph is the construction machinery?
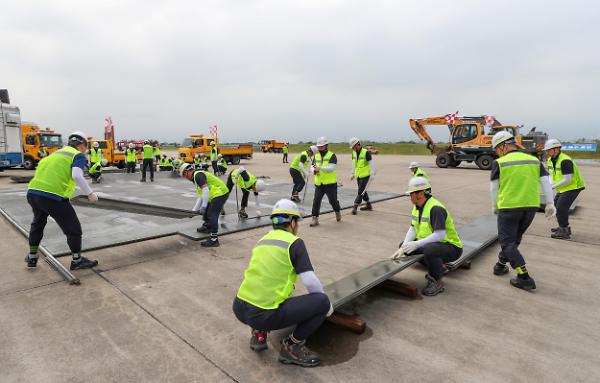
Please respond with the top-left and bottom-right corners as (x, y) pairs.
(409, 114), (547, 170)
(87, 125), (146, 168)
(178, 134), (253, 164)
(259, 139), (288, 153)
(21, 122), (63, 169)
(0, 89), (23, 171)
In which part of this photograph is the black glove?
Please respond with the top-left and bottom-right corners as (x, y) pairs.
(254, 191), (259, 196)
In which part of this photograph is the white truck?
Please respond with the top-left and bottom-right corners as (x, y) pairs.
(0, 89), (23, 171)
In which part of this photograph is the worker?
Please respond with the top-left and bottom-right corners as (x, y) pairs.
(125, 143), (137, 174)
(349, 137), (375, 214)
(232, 199), (333, 367)
(490, 132), (555, 291)
(226, 166), (265, 219)
(310, 137), (341, 227)
(89, 158), (108, 183)
(544, 139), (586, 240)
(217, 154), (228, 175)
(193, 154), (202, 170)
(172, 158), (182, 175)
(140, 140), (154, 182)
(180, 163), (229, 247)
(409, 161), (429, 181)
(210, 141), (219, 174)
(38, 147), (49, 159)
(89, 141), (102, 168)
(282, 144), (289, 163)
(391, 177), (463, 296)
(153, 143), (161, 171)
(289, 145), (318, 202)
(25, 131), (99, 270)
(159, 155), (172, 171)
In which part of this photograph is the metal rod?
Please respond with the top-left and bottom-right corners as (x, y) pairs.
(0, 208), (80, 285)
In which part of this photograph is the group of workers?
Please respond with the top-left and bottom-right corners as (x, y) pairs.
(22, 130), (586, 368)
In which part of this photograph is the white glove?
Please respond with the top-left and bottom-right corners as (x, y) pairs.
(492, 205), (498, 215)
(390, 248), (404, 260)
(401, 241), (419, 255)
(544, 204), (556, 219)
(87, 192), (98, 203)
(326, 303), (334, 317)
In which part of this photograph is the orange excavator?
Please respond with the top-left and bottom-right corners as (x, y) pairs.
(409, 114), (547, 170)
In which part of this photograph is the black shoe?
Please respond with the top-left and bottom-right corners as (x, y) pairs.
(360, 203), (373, 211)
(25, 254), (38, 268)
(422, 274), (445, 296)
(150, 178), (154, 182)
(196, 225), (210, 233)
(278, 337), (320, 367)
(551, 227), (571, 240)
(250, 330), (268, 352)
(493, 262), (509, 275)
(201, 238), (220, 247)
(510, 276), (536, 291)
(291, 195), (301, 203)
(238, 209), (248, 219)
(351, 205), (358, 215)
(140, 179), (146, 182)
(70, 257), (99, 270)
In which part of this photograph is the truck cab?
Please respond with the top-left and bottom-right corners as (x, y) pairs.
(21, 122), (63, 169)
(0, 89), (23, 170)
(178, 134), (252, 165)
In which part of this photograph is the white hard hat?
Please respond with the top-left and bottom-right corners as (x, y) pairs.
(409, 161), (419, 169)
(543, 138), (562, 151)
(348, 137), (360, 148)
(68, 131), (88, 145)
(211, 141), (216, 146)
(492, 131), (515, 149)
(101, 158), (108, 166)
(237, 166), (246, 173)
(271, 199), (302, 221)
(218, 154), (223, 158)
(179, 162), (192, 176)
(254, 179), (265, 192)
(316, 137), (328, 147)
(406, 176), (431, 194)
(128, 143), (134, 148)
(308, 145), (319, 155)
(93, 141), (99, 148)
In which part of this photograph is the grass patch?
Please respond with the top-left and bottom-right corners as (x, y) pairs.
(288, 143), (431, 155)
(563, 150), (600, 159)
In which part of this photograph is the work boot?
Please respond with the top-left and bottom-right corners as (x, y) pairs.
(238, 208), (248, 219)
(493, 262), (509, 276)
(360, 202), (373, 211)
(291, 194), (301, 203)
(201, 238), (220, 247)
(278, 336), (321, 367)
(25, 254), (38, 268)
(551, 227), (571, 240)
(150, 178), (154, 182)
(550, 226), (571, 234)
(309, 217), (319, 227)
(335, 211), (342, 222)
(250, 329), (268, 352)
(70, 256), (99, 270)
(510, 275), (536, 291)
(351, 205), (358, 215)
(196, 225), (210, 233)
(422, 274), (445, 296)
(140, 179), (146, 182)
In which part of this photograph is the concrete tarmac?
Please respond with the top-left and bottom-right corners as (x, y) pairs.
(1, 153), (599, 383)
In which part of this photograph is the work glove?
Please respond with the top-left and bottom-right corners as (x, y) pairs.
(390, 248), (405, 260)
(492, 205), (499, 215)
(87, 192), (98, 203)
(326, 303), (334, 317)
(401, 241), (419, 255)
(253, 191), (259, 196)
(544, 203), (556, 219)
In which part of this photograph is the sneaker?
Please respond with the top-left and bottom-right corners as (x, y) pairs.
(510, 276), (536, 291)
(278, 337), (320, 367)
(70, 257), (99, 270)
(309, 217), (319, 227)
(551, 227), (571, 240)
(550, 226), (571, 234)
(291, 195), (301, 203)
(250, 330), (268, 352)
(238, 209), (248, 219)
(360, 203), (373, 211)
(201, 238), (220, 247)
(335, 211), (342, 222)
(25, 254), (38, 268)
(493, 262), (509, 276)
(422, 274), (445, 296)
(351, 205), (358, 215)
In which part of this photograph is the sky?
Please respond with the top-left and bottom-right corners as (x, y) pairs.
(1, 0), (599, 144)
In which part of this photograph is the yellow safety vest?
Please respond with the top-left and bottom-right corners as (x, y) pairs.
(314, 151), (337, 186)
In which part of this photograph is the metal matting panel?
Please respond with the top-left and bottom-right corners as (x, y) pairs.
(71, 195), (199, 219)
(445, 215), (498, 270)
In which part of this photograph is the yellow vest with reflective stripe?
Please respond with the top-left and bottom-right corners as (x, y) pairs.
(154, 147), (161, 156)
(411, 197), (462, 248)
(192, 170), (229, 201)
(218, 158), (228, 170)
(290, 150), (310, 172)
(142, 145), (154, 159)
(237, 229), (299, 309)
(28, 146), (79, 199)
(126, 148), (137, 163)
(90, 148), (102, 163)
(211, 147), (218, 161)
(314, 151), (337, 186)
(231, 168), (256, 190)
(352, 147), (371, 179)
(497, 151), (540, 209)
(547, 152), (585, 193)
(414, 168), (429, 181)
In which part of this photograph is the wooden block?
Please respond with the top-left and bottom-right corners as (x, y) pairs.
(326, 311), (366, 334)
(376, 279), (422, 299)
(459, 260), (472, 270)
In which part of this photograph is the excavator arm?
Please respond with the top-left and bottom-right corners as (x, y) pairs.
(409, 116), (454, 154)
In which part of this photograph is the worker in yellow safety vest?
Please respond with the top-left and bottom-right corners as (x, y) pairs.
(309, 137), (341, 227)
(125, 143), (137, 173)
(226, 166), (265, 219)
(89, 141), (102, 168)
(409, 161), (429, 181)
(349, 137), (376, 215)
(140, 140), (154, 182)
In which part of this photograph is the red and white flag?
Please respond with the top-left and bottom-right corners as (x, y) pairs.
(485, 115), (496, 126)
(445, 111), (459, 125)
(105, 116), (114, 133)
(209, 124), (218, 137)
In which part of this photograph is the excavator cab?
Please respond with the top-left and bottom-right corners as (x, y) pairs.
(451, 124), (480, 145)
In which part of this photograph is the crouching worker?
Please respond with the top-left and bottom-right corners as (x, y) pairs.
(159, 155), (173, 171)
(89, 158), (107, 183)
(233, 199), (333, 367)
(226, 166), (265, 219)
(217, 154), (228, 175)
(391, 177), (463, 296)
(180, 163), (229, 247)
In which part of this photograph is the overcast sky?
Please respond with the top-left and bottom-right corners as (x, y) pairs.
(2, 0), (599, 143)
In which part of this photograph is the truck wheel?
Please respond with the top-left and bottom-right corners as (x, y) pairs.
(0, 89), (10, 104)
(436, 154), (450, 168)
(449, 160), (462, 167)
(23, 156), (36, 170)
(231, 155), (241, 165)
(116, 161), (124, 169)
(476, 155), (494, 170)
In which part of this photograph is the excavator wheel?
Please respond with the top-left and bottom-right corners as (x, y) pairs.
(476, 155), (494, 170)
(436, 154), (450, 168)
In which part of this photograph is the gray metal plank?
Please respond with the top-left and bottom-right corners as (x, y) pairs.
(445, 215), (498, 270)
(71, 195), (200, 219)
